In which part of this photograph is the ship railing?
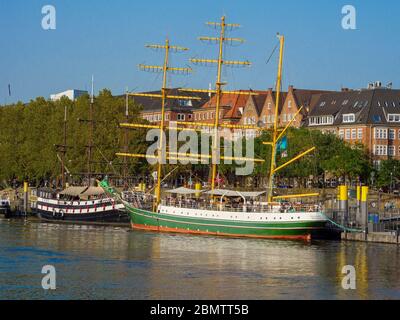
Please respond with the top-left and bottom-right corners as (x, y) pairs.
(160, 199), (322, 213)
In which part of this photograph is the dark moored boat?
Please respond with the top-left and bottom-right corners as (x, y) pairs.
(0, 198), (11, 218)
(33, 186), (128, 223)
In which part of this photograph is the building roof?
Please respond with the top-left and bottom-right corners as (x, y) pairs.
(252, 93), (269, 115)
(289, 87), (334, 115)
(307, 88), (400, 126)
(129, 88), (210, 113)
(200, 90), (268, 120)
(266, 90), (288, 114)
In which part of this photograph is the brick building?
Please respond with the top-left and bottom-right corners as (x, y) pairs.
(279, 86), (332, 128)
(132, 88), (209, 125)
(306, 86), (400, 167)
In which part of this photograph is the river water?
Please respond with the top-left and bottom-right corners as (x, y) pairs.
(0, 218), (399, 300)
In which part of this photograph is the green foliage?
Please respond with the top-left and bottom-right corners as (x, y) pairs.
(0, 95), (374, 188)
(0, 90), (148, 186)
(376, 159), (400, 188)
(211, 128), (372, 185)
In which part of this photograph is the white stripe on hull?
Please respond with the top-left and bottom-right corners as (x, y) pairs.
(158, 205), (327, 224)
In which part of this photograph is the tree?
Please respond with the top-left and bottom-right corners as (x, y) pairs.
(376, 159), (400, 189)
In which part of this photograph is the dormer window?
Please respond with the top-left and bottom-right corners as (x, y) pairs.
(388, 114), (400, 122)
(343, 114), (355, 123)
(309, 116), (334, 126)
(342, 100), (349, 105)
(319, 101), (326, 107)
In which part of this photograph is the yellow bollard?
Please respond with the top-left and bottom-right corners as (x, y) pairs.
(338, 185), (349, 225)
(23, 182), (29, 214)
(361, 186), (369, 236)
(195, 183), (202, 198)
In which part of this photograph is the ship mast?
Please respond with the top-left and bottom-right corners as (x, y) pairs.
(267, 35), (284, 202)
(55, 103), (68, 189)
(264, 34), (317, 202)
(61, 103), (67, 188)
(180, 16), (259, 192)
(116, 38), (200, 210)
(122, 89), (129, 190)
(87, 75), (95, 186)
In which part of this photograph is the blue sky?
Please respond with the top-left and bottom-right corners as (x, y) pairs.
(1, 0), (400, 104)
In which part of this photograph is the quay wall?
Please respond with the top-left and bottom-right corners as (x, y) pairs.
(342, 231), (399, 244)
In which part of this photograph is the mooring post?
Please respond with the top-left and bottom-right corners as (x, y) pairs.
(356, 185), (361, 226)
(361, 186), (369, 241)
(23, 181), (29, 217)
(339, 185), (348, 227)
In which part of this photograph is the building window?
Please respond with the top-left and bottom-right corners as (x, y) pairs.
(358, 128), (363, 140)
(267, 102), (272, 110)
(319, 101), (326, 107)
(373, 160), (381, 170)
(343, 114), (355, 123)
(388, 114), (400, 122)
(342, 100), (349, 105)
(345, 129), (351, 140)
(389, 146), (396, 157)
(375, 128), (388, 139)
(165, 113), (170, 121)
(374, 145), (388, 156)
(282, 114), (287, 122)
(351, 129), (357, 140)
(339, 129), (344, 140)
(389, 129), (396, 140)
(177, 114), (185, 121)
(309, 116), (334, 126)
(288, 100), (292, 108)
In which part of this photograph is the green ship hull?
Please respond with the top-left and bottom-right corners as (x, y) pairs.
(126, 204), (329, 240)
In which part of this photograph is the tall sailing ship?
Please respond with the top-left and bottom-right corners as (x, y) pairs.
(101, 16), (330, 239)
(33, 79), (127, 223)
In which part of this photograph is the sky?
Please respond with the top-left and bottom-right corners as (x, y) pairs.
(1, 0), (400, 104)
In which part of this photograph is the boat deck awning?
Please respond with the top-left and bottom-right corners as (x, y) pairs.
(165, 187), (203, 195)
(59, 186), (88, 197)
(205, 189), (266, 198)
(80, 187), (105, 197)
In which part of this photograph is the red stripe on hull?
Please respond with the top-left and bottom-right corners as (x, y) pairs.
(132, 223), (312, 241)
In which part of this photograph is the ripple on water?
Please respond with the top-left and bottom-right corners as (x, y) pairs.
(0, 218), (399, 300)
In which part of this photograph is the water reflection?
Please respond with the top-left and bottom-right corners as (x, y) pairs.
(0, 218), (399, 300)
